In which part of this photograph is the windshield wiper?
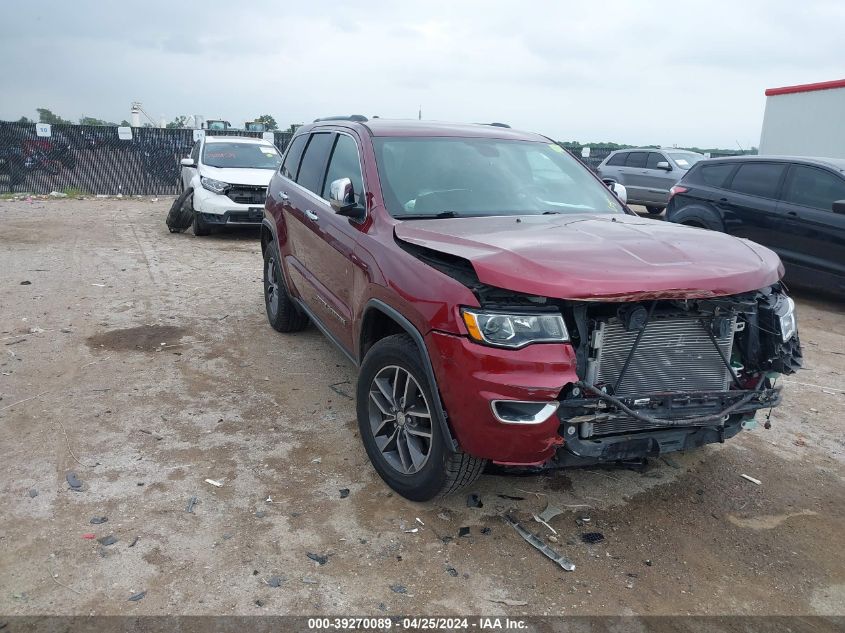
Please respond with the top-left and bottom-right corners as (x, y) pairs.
(398, 211), (460, 220)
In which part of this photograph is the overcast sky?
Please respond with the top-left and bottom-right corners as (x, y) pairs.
(2, 0), (843, 148)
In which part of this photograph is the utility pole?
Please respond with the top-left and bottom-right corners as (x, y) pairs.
(418, 106), (422, 120)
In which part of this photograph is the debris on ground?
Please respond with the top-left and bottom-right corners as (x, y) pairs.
(486, 596), (528, 606)
(311, 458), (321, 464)
(129, 536), (139, 547)
(28, 489), (37, 498)
(266, 576), (284, 588)
(127, 591), (146, 602)
(532, 513), (557, 535)
(329, 381), (353, 399)
(255, 510), (266, 518)
(581, 532), (605, 544)
(497, 494), (526, 501)
(437, 512), (451, 522)
(20, 280), (32, 285)
(97, 535), (118, 546)
(466, 493), (483, 508)
(204, 478), (223, 487)
(480, 527), (492, 535)
(403, 528), (418, 533)
(339, 488), (350, 499)
(537, 504), (564, 523)
(644, 559), (653, 566)
(415, 517), (424, 526)
(65, 472), (82, 491)
(185, 496), (198, 513)
(389, 584), (408, 594)
(82, 533), (96, 540)
(302, 577), (318, 585)
(445, 566), (458, 577)
(458, 527), (470, 538)
(90, 516), (108, 525)
(503, 514), (575, 572)
(740, 474), (762, 485)
(307, 552), (328, 565)
(576, 515), (592, 526)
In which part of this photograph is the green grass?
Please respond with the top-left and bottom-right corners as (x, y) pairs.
(62, 186), (89, 197)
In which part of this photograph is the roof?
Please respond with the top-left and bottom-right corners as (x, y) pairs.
(765, 78), (845, 97)
(700, 154), (845, 172)
(304, 118), (548, 142)
(204, 135), (273, 145)
(608, 148), (703, 154)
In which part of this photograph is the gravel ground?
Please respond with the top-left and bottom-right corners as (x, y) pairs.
(0, 197), (843, 617)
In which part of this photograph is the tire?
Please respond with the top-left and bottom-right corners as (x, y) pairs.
(669, 205), (724, 232)
(263, 241), (309, 332)
(166, 189), (194, 233)
(645, 206), (663, 215)
(356, 333), (486, 501)
(192, 206), (211, 236)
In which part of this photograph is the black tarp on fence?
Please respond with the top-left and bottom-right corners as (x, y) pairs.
(0, 122), (292, 195)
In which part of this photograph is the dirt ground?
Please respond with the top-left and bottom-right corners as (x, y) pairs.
(0, 197), (843, 617)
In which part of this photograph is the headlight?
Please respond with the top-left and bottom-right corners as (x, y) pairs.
(461, 309), (569, 348)
(777, 296), (797, 342)
(201, 177), (229, 194)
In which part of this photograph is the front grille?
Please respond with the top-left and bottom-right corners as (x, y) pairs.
(226, 185), (266, 205)
(592, 315), (735, 396)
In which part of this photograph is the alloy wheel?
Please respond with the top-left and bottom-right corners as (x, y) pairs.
(367, 365), (433, 475)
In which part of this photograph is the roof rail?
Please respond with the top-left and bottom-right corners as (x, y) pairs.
(313, 115), (368, 123)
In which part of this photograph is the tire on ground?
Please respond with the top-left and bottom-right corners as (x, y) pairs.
(356, 333), (486, 501)
(263, 241), (309, 332)
(645, 206), (663, 215)
(166, 189), (194, 233)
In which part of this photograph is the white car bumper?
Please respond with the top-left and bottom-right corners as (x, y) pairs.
(193, 186), (265, 224)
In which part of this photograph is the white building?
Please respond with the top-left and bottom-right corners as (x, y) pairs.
(759, 79), (845, 158)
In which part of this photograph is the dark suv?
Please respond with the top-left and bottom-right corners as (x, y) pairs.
(666, 155), (845, 295)
(260, 117), (802, 501)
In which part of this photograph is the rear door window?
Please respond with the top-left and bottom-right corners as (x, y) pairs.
(646, 152), (665, 169)
(295, 133), (334, 194)
(727, 163), (786, 199)
(697, 163), (735, 188)
(626, 152), (647, 168)
(280, 134), (308, 180)
(606, 152), (627, 166)
(782, 165), (845, 210)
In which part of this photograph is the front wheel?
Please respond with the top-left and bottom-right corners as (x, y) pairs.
(263, 242), (309, 332)
(646, 206), (663, 215)
(356, 334), (485, 501)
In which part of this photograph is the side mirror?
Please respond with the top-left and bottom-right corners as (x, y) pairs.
(330, 178), (365, 219)
(656, 161), (671, 171)
(180, 157), (195, 167)
(833, 200), (845, 214)
(612, 182), (627, 205)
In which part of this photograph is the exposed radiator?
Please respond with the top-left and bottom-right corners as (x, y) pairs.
(589, 315), (735, 396)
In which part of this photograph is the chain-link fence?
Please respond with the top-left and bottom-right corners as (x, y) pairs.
(0, 122), (292, 195)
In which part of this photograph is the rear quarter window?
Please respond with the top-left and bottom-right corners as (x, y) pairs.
(696, 163), (734, 188)
(606, 152), (627, 166)
(280, 134), (308, 180)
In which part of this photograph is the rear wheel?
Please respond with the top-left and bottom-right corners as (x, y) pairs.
(670, 206), (724, 232)
(357, 334), (485, 501)
(263, 241), (309, 332)
(645, 206), (663, 215)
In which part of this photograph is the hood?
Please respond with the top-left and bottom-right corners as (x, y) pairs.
(394, 214), (783, 301)
(199, 165), (274, 187)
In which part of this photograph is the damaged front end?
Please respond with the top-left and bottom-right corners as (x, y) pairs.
(550, 286), (802, 466)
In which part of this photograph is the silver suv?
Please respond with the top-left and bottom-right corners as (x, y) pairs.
(596, 149), (704, 214)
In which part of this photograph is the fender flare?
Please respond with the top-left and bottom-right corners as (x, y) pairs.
(362, 299), (459, 452)
(261, 217), (277, 255)
(668, 203), (724, 231)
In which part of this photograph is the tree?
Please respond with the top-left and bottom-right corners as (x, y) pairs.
(166, 115), (188, 129)
(120, 120), (131, 127)
(79, 116), (118, 126)
(254, 114), (278, 130)
(36, 108), (73, 125)
(17, 116), (33, 124)
(286, 123), (302, 134)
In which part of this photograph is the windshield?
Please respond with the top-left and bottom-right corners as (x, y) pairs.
(202, 142), (282, 169)
(668, 152), (704, 170)
(373, 137), (624, 218)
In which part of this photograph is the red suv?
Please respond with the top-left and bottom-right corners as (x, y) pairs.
(260, 117), (802, 501)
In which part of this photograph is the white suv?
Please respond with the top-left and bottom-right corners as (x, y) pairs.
(170, 135), (282, 235)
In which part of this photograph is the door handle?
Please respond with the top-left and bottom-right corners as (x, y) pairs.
(280, 192), (289, 201)
(305, 210), (319, 221)
(787, 211), (798, 217)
